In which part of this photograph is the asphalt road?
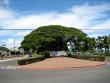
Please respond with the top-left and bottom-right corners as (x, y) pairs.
(0, 59), (18, 66)
(0, 58), (110, 83)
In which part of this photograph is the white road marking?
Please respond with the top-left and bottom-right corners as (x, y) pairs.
(0, 57), (25, 62)
(0, 64), (21, 70)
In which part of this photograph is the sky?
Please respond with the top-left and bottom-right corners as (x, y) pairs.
(0, 0), (110, 49)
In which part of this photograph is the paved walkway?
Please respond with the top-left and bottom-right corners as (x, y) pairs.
(22, 57), (106, 70)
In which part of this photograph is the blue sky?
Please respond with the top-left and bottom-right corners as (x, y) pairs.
(0, 0), (110, 49)
(10, 0), (107, 12)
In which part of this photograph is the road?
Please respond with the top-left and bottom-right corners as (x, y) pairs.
(0, 58), (110, 83)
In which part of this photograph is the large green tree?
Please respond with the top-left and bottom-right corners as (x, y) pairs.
(20, 25), (88, 53)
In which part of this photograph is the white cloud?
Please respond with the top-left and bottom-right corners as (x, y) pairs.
(5, 38), (22, 49)
(6, 38), (14, 44)
(3, 3), (110, 30)
(0, 9), (15, 29)
(0, 3), (110, 48)
(0, 30), (12, 36)
(8, 14), (54, 29)
(70, 3), (110, 28)
(14, 30), (32, 36)
(90, 19), (110, 30)
(84, 19), (110, 34)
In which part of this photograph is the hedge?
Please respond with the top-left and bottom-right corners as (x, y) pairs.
(71, 55), (105, 61)
(17, 56), (45, 65)
(40, 51), (50, 58)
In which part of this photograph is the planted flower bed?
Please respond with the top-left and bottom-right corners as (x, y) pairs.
(71, 55), (105, 61)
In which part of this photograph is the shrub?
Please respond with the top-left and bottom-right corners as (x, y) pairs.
(40, 51), (50, 58)
(104, 53), (110, 56)
(71, 55), (105, 61)
(94, 55), (105, 61)
(17, 59), (28, 65)
(17, 55), (45, 65)
(68, 54), (71, 57)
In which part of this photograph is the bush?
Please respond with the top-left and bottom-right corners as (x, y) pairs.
(68, 54), (71, 57)
(94, 55), (105, 61)
(71, 55), (105, 61)
(17, 55), (45, 65)
(40, 51), (50, 58)
(104, 53), (110, 56)
(17, 59), (28, 65)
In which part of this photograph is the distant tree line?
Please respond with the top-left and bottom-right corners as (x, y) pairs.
(95, 35), (110, 55)
(65, 34), (110, 55)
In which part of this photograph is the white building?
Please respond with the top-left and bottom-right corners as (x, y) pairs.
(49, 51), (67, 57)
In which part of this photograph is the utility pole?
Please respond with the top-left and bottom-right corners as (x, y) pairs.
(13, 39), (15, 51)
(13, 39), (16, 56)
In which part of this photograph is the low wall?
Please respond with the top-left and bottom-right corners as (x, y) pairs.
(49, 51), (67, 57)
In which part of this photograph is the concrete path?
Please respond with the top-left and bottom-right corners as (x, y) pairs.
(22, 57), (106, 70)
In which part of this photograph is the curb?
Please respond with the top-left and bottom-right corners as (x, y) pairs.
(22, 62), (108, 70)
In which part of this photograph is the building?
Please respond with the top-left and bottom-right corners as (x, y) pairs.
(49, 51), (67, 57)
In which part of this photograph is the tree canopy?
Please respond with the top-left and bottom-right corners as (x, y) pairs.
(20, 25), (88, 53)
